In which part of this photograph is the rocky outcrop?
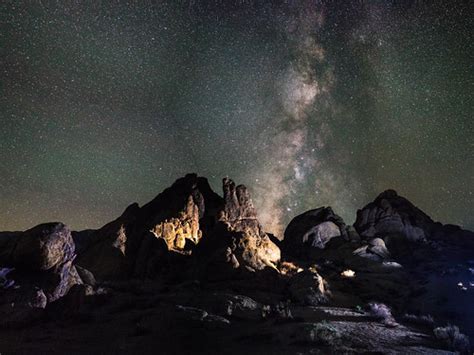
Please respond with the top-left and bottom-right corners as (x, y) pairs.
(75, 174), (223, 280)
(218, 178), (280, 271)
(0, 223), (80, 302)
(282, 207), (347, 258)
(132, 175), (225, 279)
(196, 178), (280, 278)
(221, 177), (261, 235)
(354, 190), (434, 242)
(75, 203), (139, 281)
(74, 174), (280, 281)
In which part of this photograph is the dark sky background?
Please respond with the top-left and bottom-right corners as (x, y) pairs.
(1, 1), (472, 235)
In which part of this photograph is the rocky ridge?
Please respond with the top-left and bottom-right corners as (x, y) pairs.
(0, 174), (472, 354)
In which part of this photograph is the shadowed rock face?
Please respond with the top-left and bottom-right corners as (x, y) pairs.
(0, 223), (82, 325)
(74, 203), (139, 281)
(354, 189), (434, 242)
(0, 223), (75, 271)
(282, 207), (347, 258)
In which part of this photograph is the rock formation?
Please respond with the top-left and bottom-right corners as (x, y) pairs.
(195, 177), (280, 278)
(0, 223), (82, 326)
(282, 207), (347, 258)
(74, 203), (139, 280)
(354, 189), (434, 242)
(0, 176), (472, 354)
(75, 174), (223, 280)
(352, 237), (391, 262)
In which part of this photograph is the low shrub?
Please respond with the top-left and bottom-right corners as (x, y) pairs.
(433, 324), (470, 354)
(305, 321), (341, 345)
(368, 302), (394, 324)
(402, 313), (434, 327)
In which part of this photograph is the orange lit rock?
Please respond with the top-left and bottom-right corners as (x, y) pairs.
(150, 196), (202, 251)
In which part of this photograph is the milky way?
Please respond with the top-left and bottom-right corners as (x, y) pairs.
(1, 1), (472, 235)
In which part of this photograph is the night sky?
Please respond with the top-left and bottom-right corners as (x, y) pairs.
(1, 1), (472, 235)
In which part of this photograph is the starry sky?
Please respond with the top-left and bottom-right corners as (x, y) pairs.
(1, 1), (472, 235)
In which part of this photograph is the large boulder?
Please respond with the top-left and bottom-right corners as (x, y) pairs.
(288, 267), (329, 306)
(0, 223), (82, 326)
(0, 223), (75, 271)
(353, 238), (391, 262)
(354, 190), (434, 242)
(282, 207), (347, 257)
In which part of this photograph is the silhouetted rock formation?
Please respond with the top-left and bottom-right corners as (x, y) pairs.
(354, 189), (434, 242)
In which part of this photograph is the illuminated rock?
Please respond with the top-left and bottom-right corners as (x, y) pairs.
(149, 195), (202, 251)
(219, 178), (280, 270)
(196, 178), (281, 277)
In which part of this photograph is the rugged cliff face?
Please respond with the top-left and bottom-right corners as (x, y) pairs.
(0, 175), (472, 354)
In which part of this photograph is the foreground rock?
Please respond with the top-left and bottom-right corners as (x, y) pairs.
(0, 279), (458, 354)
(288, 267), (329, 306)
(0, 223), (82, 326)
